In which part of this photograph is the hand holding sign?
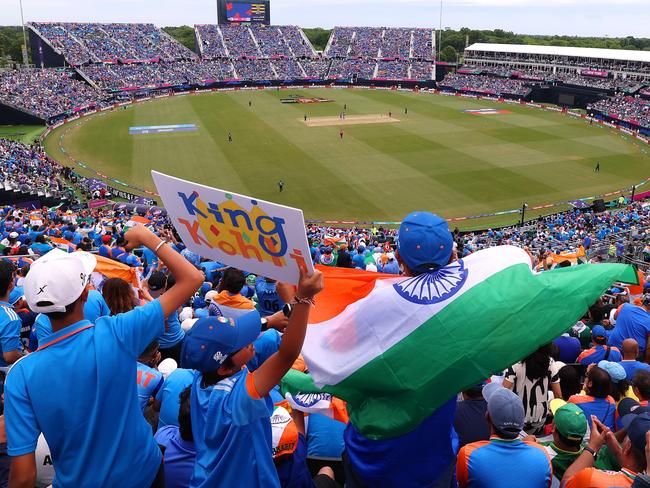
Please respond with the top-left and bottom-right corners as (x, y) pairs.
(151, 171), (314, 284)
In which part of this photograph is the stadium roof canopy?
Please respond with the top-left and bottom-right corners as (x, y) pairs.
(465, 43), (650, 64)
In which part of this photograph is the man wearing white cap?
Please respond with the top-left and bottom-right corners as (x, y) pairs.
(4, 225), (204, 488)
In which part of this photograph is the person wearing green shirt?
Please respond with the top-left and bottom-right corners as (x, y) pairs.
(542, 399), (588, 482)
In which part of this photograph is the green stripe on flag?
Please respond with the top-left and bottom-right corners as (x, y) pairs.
(285, 262), (636, 440)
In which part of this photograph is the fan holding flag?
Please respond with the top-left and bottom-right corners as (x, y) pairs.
(282, 211), (638, 487)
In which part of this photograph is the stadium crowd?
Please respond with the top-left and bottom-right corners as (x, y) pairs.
(0, 68), (105, 120)
(0, 138), (648, 487)
(31, 22), (196, 65)
(592, 96), (650, 129)
(439, 72), (533, 96)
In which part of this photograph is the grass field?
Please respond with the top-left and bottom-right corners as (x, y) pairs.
(0, 125), (45, 144)
(43, 89), (650, 228)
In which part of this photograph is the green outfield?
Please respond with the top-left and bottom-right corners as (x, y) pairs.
(0, 125), (44, 144)
(43, 89), (649, 227)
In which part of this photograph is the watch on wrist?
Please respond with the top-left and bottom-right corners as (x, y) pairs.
(583, 445), (597, 457)
(260, 317), (269, 331)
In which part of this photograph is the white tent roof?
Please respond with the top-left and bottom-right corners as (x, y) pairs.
(465, 43), (650, 64)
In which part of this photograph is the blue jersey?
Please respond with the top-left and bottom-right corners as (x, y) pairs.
(620, 360), (650, 382)
(344, 399), (456, 487)
(136, 362), (164, 411)
(306, 413), (345, 460)
(255, 279), (285, 317)
(189, 368), (279, 488)
(83, 290), (111, 323)
(33, 313), (52, 344)
(0, 300), (23, 366)
(154, 426), (196, 488)
(457, 436), (552, 487)
(159, 310), (185, 349)
(610, 304), (650, 353)
(247, 330), (281, 372)
(156, 368), (195, 429)
(4, 300), (165, 488)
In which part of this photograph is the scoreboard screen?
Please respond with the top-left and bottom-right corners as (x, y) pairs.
(218, 0), (270, 24)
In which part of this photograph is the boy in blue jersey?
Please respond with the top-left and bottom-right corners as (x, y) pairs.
(256, 277), (285, 317)
(5, 225), (204, 488)
(181, 268), (323, 488)
(136, 340), (164, 412)
(154, 387), (196, 488)
(0, 260), (24, 366)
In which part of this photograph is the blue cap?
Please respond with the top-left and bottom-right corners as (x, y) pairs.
(622, 412), (650, 452)
(598, 360), (626, 383)
(194, 308), (209, 318)
(591, 325), (607, 340)
(397, 212), (453, 272)
(482, 382), (524, 437)
(180, 311), (261, 372)
(9, 286), (24, 305)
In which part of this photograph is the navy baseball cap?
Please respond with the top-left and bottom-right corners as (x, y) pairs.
(483, 382), (524, 438)
(180, 311), (262, 373)
(591, 325), (607, 339)
(397, 212), (453, 272)
(622, 411), (650, 452)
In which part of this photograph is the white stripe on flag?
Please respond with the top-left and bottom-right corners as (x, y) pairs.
(302, 246), (532, 387)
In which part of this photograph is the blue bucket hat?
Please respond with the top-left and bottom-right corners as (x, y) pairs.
(397, 212), (453, 272)
(180, 311), (261, 372)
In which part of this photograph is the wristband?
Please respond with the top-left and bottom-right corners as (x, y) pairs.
(292, 295), (315, 307)
(154, 240), (166, 254)
(583, 446), (597, 457)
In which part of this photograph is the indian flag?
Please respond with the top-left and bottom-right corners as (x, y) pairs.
(283, 245), (637, 439)
(125, 215), (151, 229)
(49, 237), (76, 253)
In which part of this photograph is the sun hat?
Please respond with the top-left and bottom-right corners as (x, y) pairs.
(550, 399), (587, 441)
(24, 249), (96, 313)
(180, 312), (262, 372)
(397, 212), (453, 272)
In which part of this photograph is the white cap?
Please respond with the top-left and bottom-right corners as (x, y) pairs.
(158, 358), (178, 379)
(181, 318), (198, 331)
(9, 232), (18, 239)
(179, 306), (194, 322)
(205, 290), (218, 304)
(24, 249), (96, 313)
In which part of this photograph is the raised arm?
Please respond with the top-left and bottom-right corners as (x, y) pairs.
(251, 269), (323, 398)
(124, 225), (203, 317)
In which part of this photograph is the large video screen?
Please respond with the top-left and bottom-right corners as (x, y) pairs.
(218, 0), (270, 24)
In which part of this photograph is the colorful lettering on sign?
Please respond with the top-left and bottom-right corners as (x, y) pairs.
(177, 191), (294, 268)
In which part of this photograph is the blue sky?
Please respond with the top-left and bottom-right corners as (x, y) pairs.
(2, 0), (649, 37)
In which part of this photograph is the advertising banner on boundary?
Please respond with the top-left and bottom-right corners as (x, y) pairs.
(152, 171), (313, 284)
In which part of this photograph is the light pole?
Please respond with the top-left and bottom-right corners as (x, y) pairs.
(19, 0), (29, 66)
(520, 203), (528, 227)
(438, 0), (443, 60)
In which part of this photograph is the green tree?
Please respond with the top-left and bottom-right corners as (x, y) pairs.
(439, 45), (458, 63)
(162, 26), (196, 53)
(302, 28), (331, 52)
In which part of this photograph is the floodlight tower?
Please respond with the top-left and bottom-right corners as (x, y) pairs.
(19, 0), (29, 66)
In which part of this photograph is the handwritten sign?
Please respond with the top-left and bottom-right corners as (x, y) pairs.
(152, 171), (313, 284)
